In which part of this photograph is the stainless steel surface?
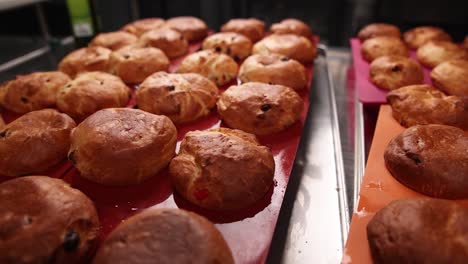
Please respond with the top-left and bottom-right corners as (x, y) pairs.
(0, 46), (50, 72)
(267, 45), (349, 264)
(353, 102), (365, 209)
(0, 0), (45, 12)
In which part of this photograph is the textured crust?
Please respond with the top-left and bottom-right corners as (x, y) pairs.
(70, 108), (177, 186)
(93, 208), (234, 264)
(109, 46), (169, 84)
(58, 47), (111, 78)
(136, 72), (218, 123)
(369, 55), (423, 90)
(169, 128), (275, 210)
(217, 82), (304, 135)
(177, 50), (238, 86)
(139, 28), (189, 58)
(121, 18), (165, 36)
(387, 84), (468, 129)
(361, 36), (408, 62)
(57, 72), (130, 121)
(165, 16), (208, 42)
(0, 71), (70, 113)
(220, 18), (265, 42)
(202, 32), (253, 61)
(416, 41), (468, 68)
(89, 31), (137, 51)
(270, 18), (313, 38)
(430, 60), (468, 96)
(0, 109), (76, 177)
(239, 54), (307, 90)
(367, 198), (468, 264)
(384, 125), (468, 199)
(357, 23), (401, 41)
(252, 34), (316, 64)
(0, 176), (99, 264)
(403, 26), (452, 49)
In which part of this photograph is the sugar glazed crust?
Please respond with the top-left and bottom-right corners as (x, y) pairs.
(369, 55), (423, 90)
(252, 34), (316, 64)
(221, 18), (265, 42)
(58, 47), (111, 78)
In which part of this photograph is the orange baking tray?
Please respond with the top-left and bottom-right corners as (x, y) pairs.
(342, 105), (468, 263)
(0, 35), (318, 263)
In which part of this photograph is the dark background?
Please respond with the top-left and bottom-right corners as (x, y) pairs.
(0, 0), (467, 46)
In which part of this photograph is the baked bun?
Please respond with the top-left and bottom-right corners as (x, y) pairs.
(177, 50), (238, 86)
(387, 84), (468, 129)
(416, 41), (468, 68)
(59, 47), (111, 78)
(93, 208), (234, 264)
(121, 18), (165, 36)
(220, 18), (265, 42)
(384, 124), (468, 199)
(357, 23), (401, 41)
(57, 72), (130, 120)
(109, 46), (169, 83)
(202, 32), (253, 61)
(89, 31), (137, 51)
(361, 36), (408, 62)
(252, 34), (316, 64)
(0, 109), (75, 177)
(0, 71), (70, 113)
(0, 176), (99, 264)
(69, 108), (177, 186)
(217, 82), (304, 135)
(169, 128), (275, 210)
(238, 54), (307, 90)
(403, 26), (452, 49)
(367, 198), (468, 264)
(165, 16), (208, 42)
(369, 55), (423, 90)
(270, 18), (313, 38)
(431, 60), (468, 96)
(139, 28), (189, 58)
(136, 72), (218, 123)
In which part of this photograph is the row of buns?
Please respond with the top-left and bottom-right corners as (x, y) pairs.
(356, 23), (468, 263)
(0, 16), (316, 263)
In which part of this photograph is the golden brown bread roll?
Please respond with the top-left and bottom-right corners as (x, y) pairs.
(0, 109), (75, 177)
(270, 18), (313, 38)
(0, 176), (99, 264)
(367, 198), (468, 264)
(220, 18), (265, 42)
(121, 18), (165, 36)
(403, 26), (452, 49)
(384, 124), (468, 199)
(239, 54), (308, 90)
(0, 71), (70, 113)
(431, 59), (468, 96)
(217, 82), (304, 135)
(58, 46), (111, 78)
(369, 55), (423, 90)
(387, 84), (468, 129)
(165, 16), (208, 42)
(139, 28), (189, 59)
(202, 32), (253, 61)
(252, 34), (316, 64)
(169, 128), (275, 210)
(361, 36), (408, 62)
(357, 23), (401, 41)
(136, 72), (218, 123)
(57, 71), (130, 121)
(69, 108), (177, 186)
(109, 46), (169, 84)
(177, 50), (238, 86)
(89, 31), (137, 51)
(93, 208), (234, 264)
(416, 41), (468, 68)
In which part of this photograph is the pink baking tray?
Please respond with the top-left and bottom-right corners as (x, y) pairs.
(350, 38), (432, 104)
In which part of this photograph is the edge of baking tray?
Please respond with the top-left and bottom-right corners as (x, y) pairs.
(267, 44), (349, 264)
(353, 100), (365, 210)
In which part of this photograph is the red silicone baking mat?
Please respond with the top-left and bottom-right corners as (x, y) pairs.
(350, 38), (432, 104)
(342, 105), (468, 263)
